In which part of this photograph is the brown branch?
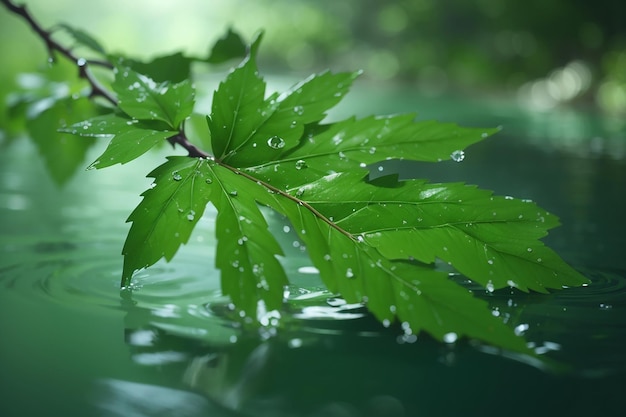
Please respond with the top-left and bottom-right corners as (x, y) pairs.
(167, 133), (211, 158)
(2, 0), (211, 159)
(1, 0), (117, 105)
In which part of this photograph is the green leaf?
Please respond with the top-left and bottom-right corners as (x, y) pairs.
(208, 33), (358, 165)
(120, 52), (192, 83)
(111, 35), (588, 355)
(121, 157), (213, 285)
(112, 66), (195, 129)
(62, 114), (177, 168)
(206, 28), (247, 64)
(207, 164), (289, 315)
(290, 171), (588, 293)
(255, 185), (530, 353)
(27, 97), (96, 185)
(57, 23), (106, 55)
(247, 115), (496, 190)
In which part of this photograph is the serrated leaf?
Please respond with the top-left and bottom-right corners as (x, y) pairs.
(58, 23), (106, 55)
(208, 35), (358, 165)
(207, 164), (288, 315)
(247, 115), (496, 190)
(255, 188), (530, 353)
(206, 28), (247, 64)
(224, 70), (360, 166)
(121, 157), (213, 285)
(113, 66), (194, 129)
(291, 171), (588, 293)
(63, 114), (177, 168)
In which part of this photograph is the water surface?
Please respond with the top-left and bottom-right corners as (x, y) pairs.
(1, 88), (625, 417)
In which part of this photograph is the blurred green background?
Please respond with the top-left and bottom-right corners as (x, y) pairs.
(1, 0), (626, 115)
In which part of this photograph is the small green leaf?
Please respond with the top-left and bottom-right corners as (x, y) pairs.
(113, 66), (195, 129)
(58, 23), (106, 55)
(121, 157), (213, 285)
(62, 114), (177, 168)
(206, 28), (247, 64)
(120, 52), (192, 83)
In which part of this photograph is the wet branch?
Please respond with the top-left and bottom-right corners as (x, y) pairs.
(2, 0), (211, 158)
(1, 0), (116, 105)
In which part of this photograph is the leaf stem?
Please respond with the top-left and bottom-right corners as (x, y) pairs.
(1, 0), (117, 105)
(216, 161), (357, 242)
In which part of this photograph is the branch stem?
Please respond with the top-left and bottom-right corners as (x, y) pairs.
(216, 162), (357, 241)
(2, 0), (117, 105)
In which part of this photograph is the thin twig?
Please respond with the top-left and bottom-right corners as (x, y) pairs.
(1, 0), (117, 105)
(2, 0), (211, 158)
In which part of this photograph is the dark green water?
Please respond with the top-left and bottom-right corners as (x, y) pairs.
(1, 88), (625, 417)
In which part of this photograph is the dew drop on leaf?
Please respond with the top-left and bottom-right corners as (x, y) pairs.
(345, 268), (354, 278)
(295, 160), (307, 170)
(267, 136), (286, 149)
(186, 210), (196, 221)
(293, 105), (304, 115)
(450, 150), (465, 162)
(229, 190), (238, 197)
(443, 332), (458, 343)
(172, 171), (182, 181)
(486, 280), (495, 293)
(295, 188), (305, 198)
(205, 178), (213, 184)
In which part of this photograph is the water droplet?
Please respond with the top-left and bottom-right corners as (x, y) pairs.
(205, 178), (213, 184)
(283, 225), (290, 233)
(377, 166), (384, 172)
(345, 268), (354, 278)
(514, 323), (529, 336)
(487, 259), (494, 265)
(186, 210), (196, 221)
(295, 159), (307, 170)
(295, 188), (305, 198)
(293, 105), (304, 115)
(77, 57), (87, 67)
(486, 280), (495, 293)
(267, 136), (285, 149)
(599, 303), (613, 310)
(229, 190), (238, 197)
(527, 247), (533, 252)
(382, 319), (391, 328)
(481, 132), (489, 138)
(443, 332), (458, 343)
(450, 150), (465, 162)
(172, 171), (182, 181)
